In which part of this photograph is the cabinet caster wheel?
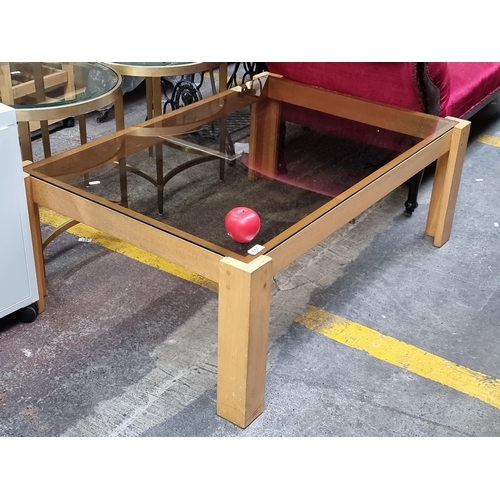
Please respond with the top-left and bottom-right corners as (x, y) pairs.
(18, 302), (38, 323)
(63, 117), (75, 128)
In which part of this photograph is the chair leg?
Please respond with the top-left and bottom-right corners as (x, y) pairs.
(404, 170), (424, 216)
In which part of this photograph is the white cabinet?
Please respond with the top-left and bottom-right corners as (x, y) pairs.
(0, 103), (39, 321)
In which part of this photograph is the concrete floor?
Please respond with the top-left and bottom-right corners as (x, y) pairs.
(1, 64), (500, 437)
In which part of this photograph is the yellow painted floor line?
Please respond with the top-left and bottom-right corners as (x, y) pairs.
(296, 305), (500, 410)
(477, 133), (500, 148)
(39, 207), (217, 292)
(41, 209), (500, 410)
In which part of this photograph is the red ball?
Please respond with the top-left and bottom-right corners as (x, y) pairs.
(225, 207), (261, 243)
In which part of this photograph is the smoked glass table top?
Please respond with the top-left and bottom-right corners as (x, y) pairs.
(25, 74), (457, 262)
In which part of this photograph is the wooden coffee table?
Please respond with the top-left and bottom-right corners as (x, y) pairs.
(24, 73), (470, 428)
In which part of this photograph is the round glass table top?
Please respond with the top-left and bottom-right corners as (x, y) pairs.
(113, 62), (192, 67)
(104, 62), (224, 78)
(0, 62), (121, 110)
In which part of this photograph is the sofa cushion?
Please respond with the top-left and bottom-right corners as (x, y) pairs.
(443, 62), (500, 118)
(266, 62), (425, 111)
(265, 62), (425, 154)
(266, 62), (500, 120)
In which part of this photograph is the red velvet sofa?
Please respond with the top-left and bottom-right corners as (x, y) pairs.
(264, 62), (500, 214)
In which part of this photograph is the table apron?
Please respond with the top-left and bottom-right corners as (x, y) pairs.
(267, 130), (454, 275)
(29, 129), (454, 283)
(30, 178), (222, 283)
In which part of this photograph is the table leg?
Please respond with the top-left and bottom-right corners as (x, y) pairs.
(18, 122), (33, 162)
(0, 63), (14, 104)
(217, 64), (229, 180)
(217, 255), (272, 428)
(24, 174), (46, 314)
(78, 115), (91, 188)
(145, 77), (154, 121)
(218, 62), (228, 93)
(114, 92), (125, 131)
(144, 77), (155, 159)
(248, 97), (281, 181)
(426, 119), (471, 247)
(113, 93), (128, 207)
(78, 115), (87, 145)
(39, 120), (51, 158)
(32, 63), (52, 158)
(152, 76), (165, 213)
(218, 115), (227, 180)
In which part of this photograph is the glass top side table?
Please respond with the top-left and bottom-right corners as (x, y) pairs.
(0, 62), (123, 161)
(103, 62), (228, 213)
(104, 62), (227, 118)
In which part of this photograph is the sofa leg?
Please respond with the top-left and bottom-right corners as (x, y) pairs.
(404, 170), (424, 216)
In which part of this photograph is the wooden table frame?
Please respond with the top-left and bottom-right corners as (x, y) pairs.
(24, 73), (471, 428)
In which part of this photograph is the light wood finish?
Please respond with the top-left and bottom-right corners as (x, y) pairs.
(17, 121), (34, 162)
(23, 174), (46, 313)
(24, 74), (471, 428)
(267, 130), (453, 274)
(3, 64), (68, 101)
(217, 256), (272, 428)
(426, 118), (471, 246)
(2, 64), (122, 120)
(266, 76), (447, 140)
(30, 178), (222, 283)
(0, 63), (14, 103)
(248, 96), (281, 180)
(61, 63), (76, 100)
(32, 63), (51, 158)
(0, 62), (77, 133)
(0, 61), (71, 137)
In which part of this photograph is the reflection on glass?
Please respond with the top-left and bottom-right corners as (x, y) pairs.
(113, 62), (192, 67)
(26, 80), (455, 258)
(0, 62), (119, 108)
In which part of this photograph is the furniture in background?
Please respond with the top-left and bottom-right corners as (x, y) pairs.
(0, 62), (125, 252)
(103, 62), (227, 120)
(102, 62), (228, 213)
(0, 62), (124, 161)
(0, 103), (43, 323)
(227, 63), (268, 88)
(265, 62), (500, 214)
(24, 73), (470, 427)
